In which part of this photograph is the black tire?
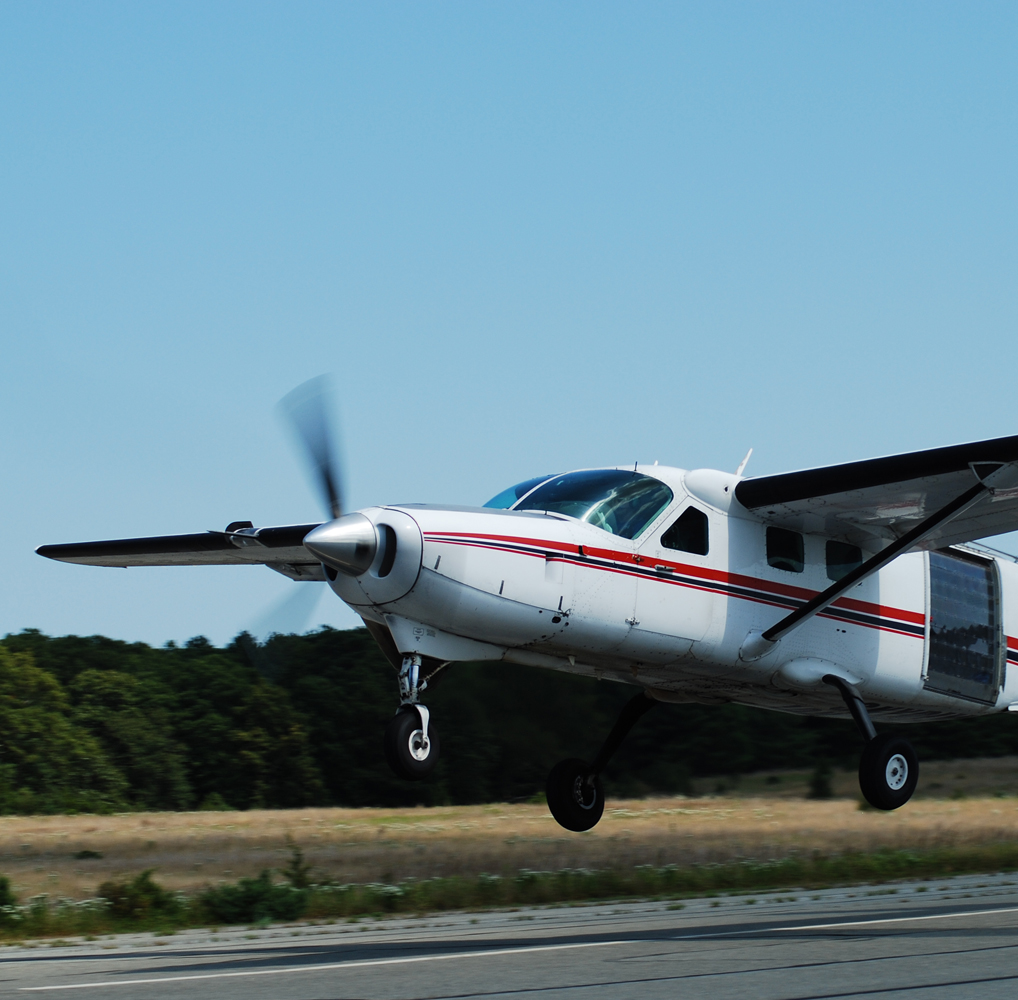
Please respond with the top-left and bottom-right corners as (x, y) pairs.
(384, 707), (440, 781)
(546, 757), (604, 832)
(858, 733), (918, 810)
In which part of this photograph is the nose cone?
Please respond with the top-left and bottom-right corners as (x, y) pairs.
(304, 514), (377, 576)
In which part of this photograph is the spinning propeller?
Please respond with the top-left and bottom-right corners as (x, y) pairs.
(245, 376), (348, 643)
(282, 377), (380, 577)
(280, 375), (345, 521)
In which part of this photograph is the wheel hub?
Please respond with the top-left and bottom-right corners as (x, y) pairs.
(408, 730), (431, 761)
(885, 753), (908, 790)
(571, 773), (598, 810)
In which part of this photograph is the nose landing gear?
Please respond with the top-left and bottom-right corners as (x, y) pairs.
(384, 654), (441, 781)
(824, 675), (918, 810)
(546, 691), (657, 832)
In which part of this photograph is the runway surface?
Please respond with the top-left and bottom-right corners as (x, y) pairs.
(5, 872), (1018, 999)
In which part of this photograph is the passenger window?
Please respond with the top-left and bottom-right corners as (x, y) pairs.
(826, 541), (862, 582)
(767, 527), (803, 573)
(661, 507), (709, 556)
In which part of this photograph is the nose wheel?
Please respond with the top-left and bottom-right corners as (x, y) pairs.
(384, 653), (441, 780)
(384, 705), (440, 780)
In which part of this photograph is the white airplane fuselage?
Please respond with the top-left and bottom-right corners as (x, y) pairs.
(323, 465), (1018, 724)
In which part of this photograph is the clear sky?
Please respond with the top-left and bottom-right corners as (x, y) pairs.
(2, 2), (1016, 646)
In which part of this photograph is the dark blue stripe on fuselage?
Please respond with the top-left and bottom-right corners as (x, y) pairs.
(426, 534), (927, 640)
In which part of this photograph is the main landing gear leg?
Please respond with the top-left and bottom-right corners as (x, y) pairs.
(384, 654), (441, 781)
(546, 691), (657, 832)
(823, 675), (918, 810)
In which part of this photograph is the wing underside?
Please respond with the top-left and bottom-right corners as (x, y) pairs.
(734, 433), (1018, 549)
(36, 524), (326, 580)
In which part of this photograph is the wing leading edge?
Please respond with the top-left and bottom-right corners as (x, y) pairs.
(734, 433), (1018, 550)
(36, 523), (326, 580)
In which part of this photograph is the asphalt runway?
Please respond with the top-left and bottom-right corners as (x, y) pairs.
(5, 872), (1018, 999)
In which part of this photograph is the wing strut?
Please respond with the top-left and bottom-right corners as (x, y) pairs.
(741, 474), (998, 661)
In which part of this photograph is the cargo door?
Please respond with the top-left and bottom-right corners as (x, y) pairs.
(925, 549), (1003, 704)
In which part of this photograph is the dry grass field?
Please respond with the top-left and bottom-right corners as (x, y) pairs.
(3, 757), (1018, 903)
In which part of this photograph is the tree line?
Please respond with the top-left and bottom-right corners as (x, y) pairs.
(1, 626), (1017, 814)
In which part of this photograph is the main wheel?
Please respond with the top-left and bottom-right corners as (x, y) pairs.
(546, 757), (604, 832)
(384, 707), (440, 781)
(858, 733), (918, 810)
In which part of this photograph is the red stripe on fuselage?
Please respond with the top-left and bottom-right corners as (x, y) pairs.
(423, 530), (925, 632)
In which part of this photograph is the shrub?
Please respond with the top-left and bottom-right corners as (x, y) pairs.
(0, 877), (16, 909)
(199, 871), (307, 924)
(197, 793), (235, 811)
(97, 870), (180, 920)
(808, 762), (833, 799)
(280, 843), (312, 890)
(0, 875), (17, 925)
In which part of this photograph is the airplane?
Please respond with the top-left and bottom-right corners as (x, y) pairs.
(37, 379), (1018, 831)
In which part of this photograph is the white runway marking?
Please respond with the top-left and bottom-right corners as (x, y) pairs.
(778, 905), (1018, 933)
(18, 939), (625, 991)
(20, 903), (1018, 991)
(669, 904), (1018, 940)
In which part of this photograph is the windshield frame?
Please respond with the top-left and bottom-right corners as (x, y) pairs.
(511, 468), (675, 540)
(483, 474), (558, 510)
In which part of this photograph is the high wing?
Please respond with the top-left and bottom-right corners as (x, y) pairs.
(36, 523), (326, 581)
(734, 433), (1018, 550)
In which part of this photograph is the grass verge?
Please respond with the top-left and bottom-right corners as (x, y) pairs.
(4, 841), (1018, 941)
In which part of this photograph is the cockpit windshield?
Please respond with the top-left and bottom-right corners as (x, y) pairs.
(483, 474), (556, 510)
(513, 470), (673, 539)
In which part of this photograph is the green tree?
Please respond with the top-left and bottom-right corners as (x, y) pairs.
(0, 647), (127, 813)
(8, 625), (1018, 813)
(228, 681), (325, 808)
(70, 670), (192, 810)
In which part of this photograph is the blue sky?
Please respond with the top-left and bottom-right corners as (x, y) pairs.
(2, 2), (1016, 645)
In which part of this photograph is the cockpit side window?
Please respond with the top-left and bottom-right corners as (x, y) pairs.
(661, 507), (709, 556)
(514, 470), (673, 539)
(484, 475), (556, 509)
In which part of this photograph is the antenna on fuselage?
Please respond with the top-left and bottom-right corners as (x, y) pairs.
(735, 447), (753, 477)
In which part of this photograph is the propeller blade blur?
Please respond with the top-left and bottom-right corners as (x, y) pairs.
(247, 580), (325, 643)
(280, 375), (344, 520)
